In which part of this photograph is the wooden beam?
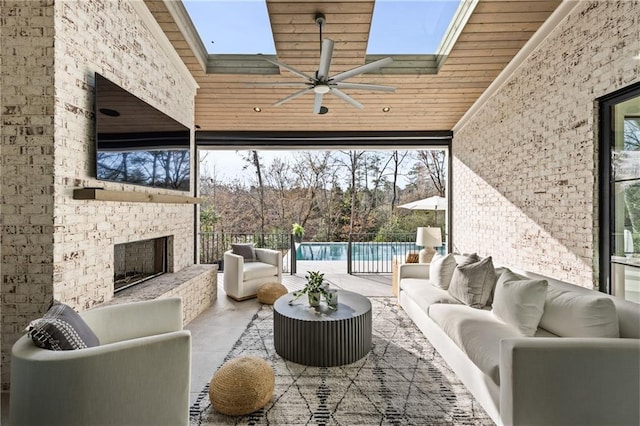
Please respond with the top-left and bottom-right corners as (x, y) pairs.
(73, 189), (200, 204)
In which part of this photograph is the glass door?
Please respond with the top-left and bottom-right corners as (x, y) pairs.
(600, 83), (640, 303)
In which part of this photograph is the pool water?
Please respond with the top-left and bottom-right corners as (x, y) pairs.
(296, 242), (430, 261)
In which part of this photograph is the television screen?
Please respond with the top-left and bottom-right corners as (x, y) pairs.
(94, 73), (191, 191)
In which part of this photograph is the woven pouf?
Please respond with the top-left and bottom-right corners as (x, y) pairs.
(209, 356), (275, 416)
(257, 282), (288, 304)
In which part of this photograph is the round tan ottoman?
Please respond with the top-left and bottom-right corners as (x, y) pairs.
(257, 282), (288, 304)
(209, 356), (275, 416)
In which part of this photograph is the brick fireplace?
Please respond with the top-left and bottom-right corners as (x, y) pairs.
(114, 237), (168, 293)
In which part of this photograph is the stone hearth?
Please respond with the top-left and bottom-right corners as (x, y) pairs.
(107, 264), (218, 325)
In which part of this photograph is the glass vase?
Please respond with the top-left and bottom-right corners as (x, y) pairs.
(325, 289), (338, 309)
(308, 291), (321, 307)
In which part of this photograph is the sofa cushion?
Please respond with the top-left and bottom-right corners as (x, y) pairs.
(429, 253), (457, 290)
(539, 286), (620, 337)
(243, 261), (278, 281)
(447, 256), (497, 308)
(401, 278), (461, 312)
(492, 270), (548, 336)
(27, 301), (100, 350)
(232, 243), (256, 262)
(429, 304), (522, 385)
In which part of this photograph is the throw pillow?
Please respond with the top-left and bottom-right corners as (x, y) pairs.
(447, 256), (497, 308)
(429, 252), (457, 290)
(539, 287), (619, 337)
(492, 270), (548, 336)
(487, 266), (510, 307)
(27, 301), (100, 350)
(453, 252), (480, 267)
(232, 243), (256, 262)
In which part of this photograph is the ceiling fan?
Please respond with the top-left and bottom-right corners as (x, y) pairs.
(253, 13), (395, 114)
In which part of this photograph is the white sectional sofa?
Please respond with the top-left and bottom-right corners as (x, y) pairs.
(398, 255), (640, 426)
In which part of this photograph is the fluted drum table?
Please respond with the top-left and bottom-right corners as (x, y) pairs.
(273, 290), (372, 367)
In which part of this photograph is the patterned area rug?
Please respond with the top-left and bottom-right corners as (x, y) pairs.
(190, 298), (493, 425)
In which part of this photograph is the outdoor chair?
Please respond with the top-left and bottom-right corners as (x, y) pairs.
(224, 247), (282, 300)
(10, 298), (191, 426)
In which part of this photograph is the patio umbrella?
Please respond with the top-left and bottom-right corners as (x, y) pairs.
(398, 196), (447, 211)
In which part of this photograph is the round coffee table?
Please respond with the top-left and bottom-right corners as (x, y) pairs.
(273, 290), (372, 367)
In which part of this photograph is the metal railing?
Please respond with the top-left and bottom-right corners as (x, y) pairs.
(347, 232), (420, 274)
(199, 232), (292, 273)
(199, 231), (432, 275)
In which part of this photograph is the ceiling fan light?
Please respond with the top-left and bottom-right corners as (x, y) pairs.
(313, 84), (331, 94)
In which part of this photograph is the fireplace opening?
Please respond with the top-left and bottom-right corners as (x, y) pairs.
(114, 237), (167, 293)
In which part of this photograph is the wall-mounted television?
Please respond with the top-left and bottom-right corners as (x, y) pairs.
(94, 73), (191, 191)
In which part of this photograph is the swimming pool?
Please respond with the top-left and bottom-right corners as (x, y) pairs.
(296, 242), (439, 261)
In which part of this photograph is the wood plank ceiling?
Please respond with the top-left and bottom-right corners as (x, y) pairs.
(145, 0), (562, 132)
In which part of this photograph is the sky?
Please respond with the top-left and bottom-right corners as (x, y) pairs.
(182, 0), (461, 55)
(199, 150), (283, 182)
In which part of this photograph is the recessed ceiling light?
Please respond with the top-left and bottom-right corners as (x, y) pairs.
(253, 107), (262, 112)
(319, 106), (329, 115)
(382, 107), (391, 113)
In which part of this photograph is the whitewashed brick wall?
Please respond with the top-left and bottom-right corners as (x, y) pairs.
(1, 0), (198, 389)
(452, 1), (640, 287)
(1, 0), (57, 391)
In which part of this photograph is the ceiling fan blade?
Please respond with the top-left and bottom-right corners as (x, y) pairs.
(330, 88), (364, 110)
(317, 39), (334, 81)
(332, 82), (395, 92)
(313, 92), (325, 114)
(246, 82), (311, 87)
(330, 57), (394, 83)
(273, 87), (314, 106)
(257, 54), (314, 82)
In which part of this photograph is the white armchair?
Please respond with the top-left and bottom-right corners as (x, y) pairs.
(10, 298), (191, 426)
(224, 248), (282, 300)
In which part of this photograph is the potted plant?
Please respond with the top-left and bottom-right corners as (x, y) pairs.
(290, 271), (328, 307)
(291, 223), (304, 243)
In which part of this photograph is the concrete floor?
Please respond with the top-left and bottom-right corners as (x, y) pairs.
(1, 262), (392, 421)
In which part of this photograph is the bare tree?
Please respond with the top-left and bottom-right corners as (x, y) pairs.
(199, 149), (448, 242)
(266, 158), (292, 232)
(390, 150), (409, 211)
(622, 119), (640, 241)
(416, 150), (446, 197)
(243, 150), (266, 235)
(338, 150), (366, 234)
(290, 151), (337, 235)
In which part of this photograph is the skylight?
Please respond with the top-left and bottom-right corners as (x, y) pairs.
(182, 0), (276, 54)
(367, 0), (462, 54)
(181, 0), (461, 56)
